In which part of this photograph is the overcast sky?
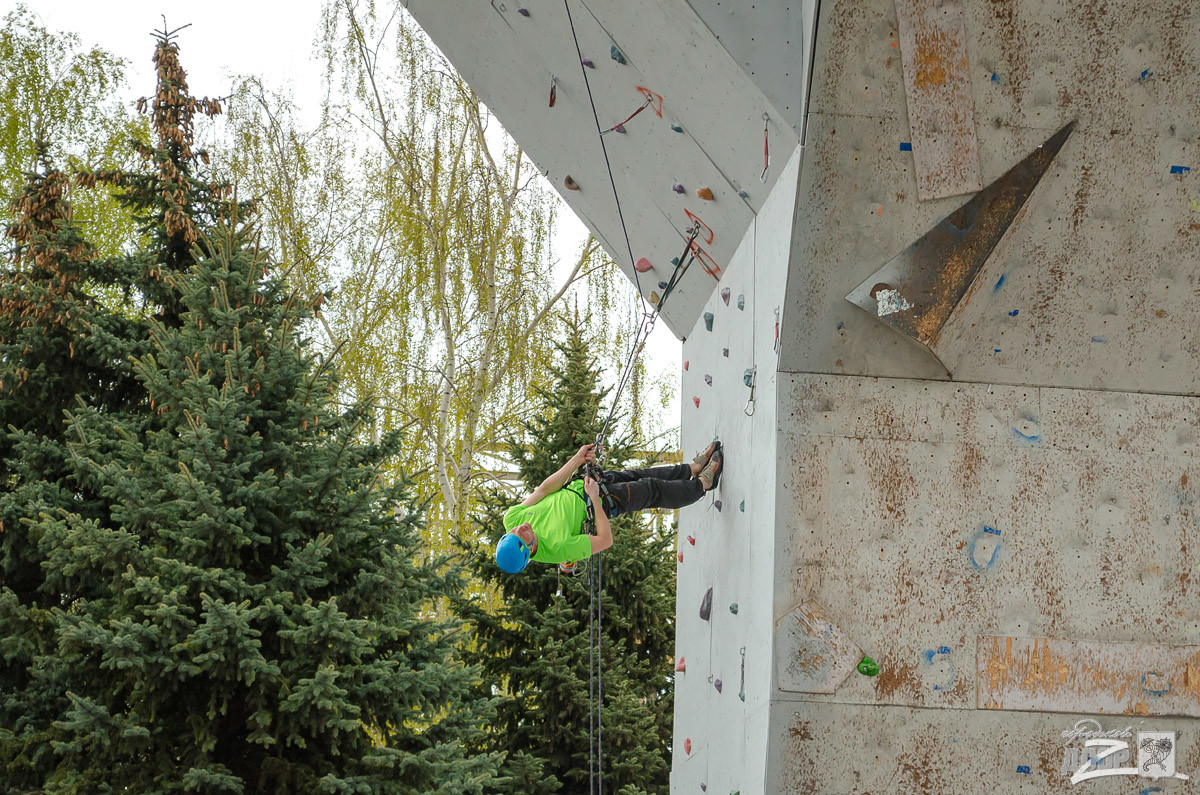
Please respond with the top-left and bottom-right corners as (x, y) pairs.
(7, 0), (681, 433)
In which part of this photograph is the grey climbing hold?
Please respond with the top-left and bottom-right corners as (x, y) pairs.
(610, 45), (626, 64)
(672, 183), (685, 194)
(714, 500), (722, 511)
(704, 374), (712, 386)
(714, 678), (723, 693)
(703, 312), (714, 331)
(721, 287), (730, 305)
(737, 189), (749, 199)
(699, 586), (713, 620)
(517, 6), (530, 16)
(729, 603), (739, 614)
(737, 294), (745, 311)
(670, 123), (683, 133)
(722, 348), (729, 357)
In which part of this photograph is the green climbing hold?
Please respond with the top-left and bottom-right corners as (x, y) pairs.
(739, 500), (745, 512)
(610, 45), (626, 64)
(670, 123), (684, 133)
(703, 311), (714, 332)
(857, 656), (879, 677)
(729, 603), (738, 614)
(738, 690), (745, 702)
(743, 368), (754, 387)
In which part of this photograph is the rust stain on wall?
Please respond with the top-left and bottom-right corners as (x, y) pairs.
(977, 635), (1200, 717)
(895, 0), (982, 199)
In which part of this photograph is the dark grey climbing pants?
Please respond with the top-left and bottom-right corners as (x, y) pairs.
(599, 463), (704, 516)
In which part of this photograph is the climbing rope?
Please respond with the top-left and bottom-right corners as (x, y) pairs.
(561, 2), (706, 788)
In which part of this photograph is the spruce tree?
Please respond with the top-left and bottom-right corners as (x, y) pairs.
(456, 314), (676, 794)
(0, 148), (145, 788)
(3, 28), (502, 793)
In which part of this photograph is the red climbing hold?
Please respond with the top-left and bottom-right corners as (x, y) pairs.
(548, 79), (557, 107)
(687, 535), (695, 545)
(683, 360), (689, 371)
(677, 551), (683, 562)
(692, 396), (700, 408)
(635, 257), (654, 273)
(684, 738), (692, 755)
(675, 656), (686, 672)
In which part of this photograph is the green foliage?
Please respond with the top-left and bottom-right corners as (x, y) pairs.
(0, 5), (147, 259)
(454, 314), (675, 794)
(1, 29), (501, 793)
(219, 4), (677, 560)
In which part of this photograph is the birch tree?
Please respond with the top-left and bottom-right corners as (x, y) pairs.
(222, 2), (625, 548)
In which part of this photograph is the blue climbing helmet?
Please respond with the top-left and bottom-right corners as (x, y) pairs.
(495, 532), (532, 573)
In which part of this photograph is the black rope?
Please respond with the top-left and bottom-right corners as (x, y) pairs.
(561, 5), (704, 789)
(562, 0), (646, 316)
(596, 551), (604, 795)
(588, 560), (595, 794)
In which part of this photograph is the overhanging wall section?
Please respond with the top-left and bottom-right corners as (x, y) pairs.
(404, 0), (813, 337)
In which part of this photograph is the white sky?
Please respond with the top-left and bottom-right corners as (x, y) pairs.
(8, 0), (681, 439)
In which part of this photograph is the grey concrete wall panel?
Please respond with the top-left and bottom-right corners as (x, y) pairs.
(895, 0), (983, 200)
(977, 635), (1200, 718)
(406, 0), (809, 337)
(775, 373), (1200, 710)
(683, 0), (819, 139)
(781, 0), (1200, 396)
(767, 702), (1199, 793)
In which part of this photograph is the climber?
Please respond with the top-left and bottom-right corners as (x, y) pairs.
(494, 441), (724, 573)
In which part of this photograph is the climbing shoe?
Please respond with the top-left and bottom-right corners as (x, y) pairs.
(698, 442), (724, 492)
(692, 440), (719, 470)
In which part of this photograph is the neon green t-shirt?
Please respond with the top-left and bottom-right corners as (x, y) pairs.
(503, 481), (592, 564)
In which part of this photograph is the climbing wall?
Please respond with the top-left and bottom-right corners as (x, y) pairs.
(404, 0), (817, 338)
(674, 145), (803, 795)
(772, 0), (1200, 791)
(409, 0), (1200, 792)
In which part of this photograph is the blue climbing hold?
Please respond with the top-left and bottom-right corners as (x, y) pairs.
(670, 123), (683, 133)
(610, 45), (626, 65)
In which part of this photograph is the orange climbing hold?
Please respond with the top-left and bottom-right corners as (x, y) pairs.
(695, 187), (714, 201)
